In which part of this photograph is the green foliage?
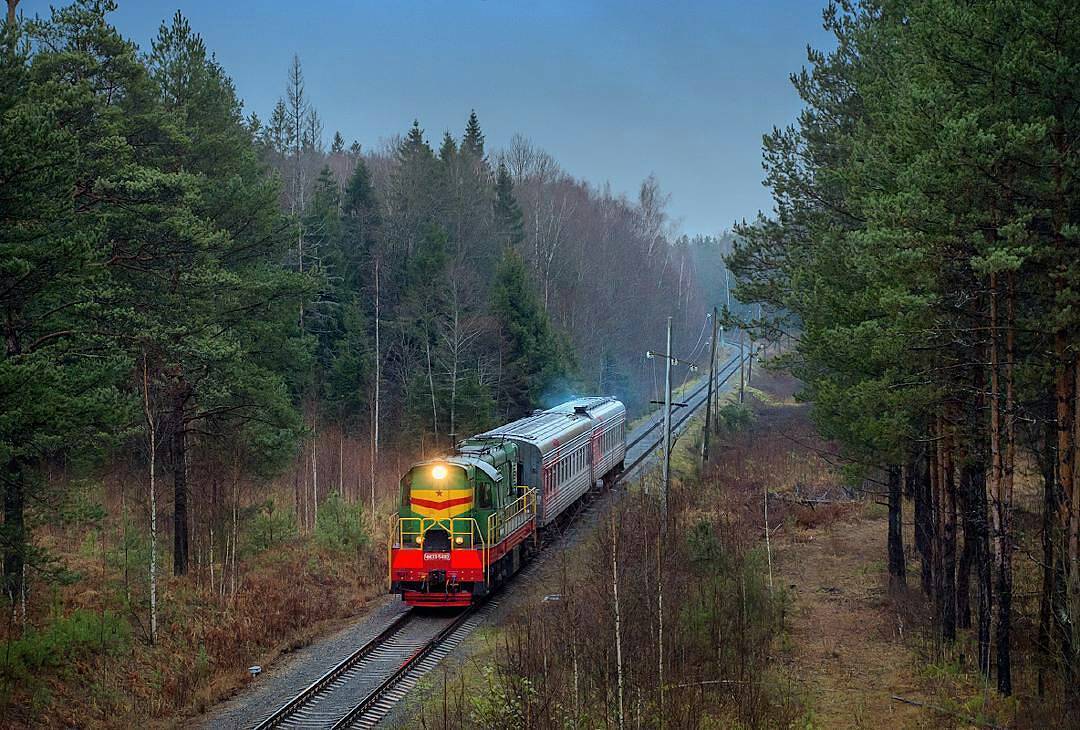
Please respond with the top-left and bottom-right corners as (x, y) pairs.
(0, 610), (130, 685)
(314, 492), (369, 555)
(244, 501), (298, 555)
(461, 110), (485, 159)
(491, 247), (566, 417)
(716, 401), (754, 434)
(194, 643), (211, 684)
(466, 664), (533, 727)
(493, 162), (524, 250)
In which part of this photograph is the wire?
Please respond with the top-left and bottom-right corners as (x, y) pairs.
(678, 313), (711, 391)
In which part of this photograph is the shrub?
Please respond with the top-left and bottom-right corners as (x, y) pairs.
(717, 401), (754, 434)
(245, 500), (298, 555)
(315, 491), (369, 555)
(0, 610), (130, 685)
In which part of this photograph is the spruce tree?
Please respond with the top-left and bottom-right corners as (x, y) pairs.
(462, 109), (485, 158)
(439, 130), (457, 163)
(494, 162), (525, 250)
(491, 247), (565, 417)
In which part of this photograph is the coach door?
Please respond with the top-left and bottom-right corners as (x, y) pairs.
(590, 424), (603, 487)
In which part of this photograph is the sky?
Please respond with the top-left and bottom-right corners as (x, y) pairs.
(20, 0), (834, 237)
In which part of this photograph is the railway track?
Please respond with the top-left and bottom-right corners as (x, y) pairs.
(251, 349), (745, 729)
(619, 349), (743, 481)
(253, 602), (496, 729)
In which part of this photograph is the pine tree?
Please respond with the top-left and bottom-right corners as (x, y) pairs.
(266, 98), (289, 156)
(389, 120), (444, 256)
(402, 225), (451, 442)
(730, 0), (1080, 700)
(141, 10), (308, 575)
(339, 158), (381, 291)
(0, 8), (128, 606)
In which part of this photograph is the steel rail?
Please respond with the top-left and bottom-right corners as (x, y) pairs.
(623, 351), (742, 453)
(328, 606), (480, 729)
(618, 351), (744, 479)
(251, 609), (414, 729)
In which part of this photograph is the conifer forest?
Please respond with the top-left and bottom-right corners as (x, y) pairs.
(1, 1), (1079, 728)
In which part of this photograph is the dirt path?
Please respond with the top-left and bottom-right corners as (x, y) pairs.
(775, 511), (936, 728)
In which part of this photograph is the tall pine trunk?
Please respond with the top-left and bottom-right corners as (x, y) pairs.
(172, 391), (189, 576)
(993, 273), (1016, 695)
(914, 449), (934, 596)
(1054, 322), (1077, 686)
(141, 355), (158, 644)
(1038, 418), (1056, 696)
(887, 465), (906, 590)
(3, 457), (24, 613)
(974, 462), (993, 677)
(371, 258), (380, 516)
(931, 428), (945, 634)
(942, 424), (957, 643)
(956, 463), (975, 631)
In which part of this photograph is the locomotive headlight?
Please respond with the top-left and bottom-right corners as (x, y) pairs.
(432, 464), (447, 480)
(415, 535), (423, 545)
(454, 536), (464, 545)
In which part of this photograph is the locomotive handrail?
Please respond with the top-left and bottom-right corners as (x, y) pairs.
(395, 516), (485, 549)
(484, 487), (536, 585)
(391, 486), (536, 586)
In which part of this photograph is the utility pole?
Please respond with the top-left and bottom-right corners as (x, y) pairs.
(701, 308), (719, 469)
(714, 324), (723, 427)
(739, 330), (746, 403)
(662, 316), (673, 514)
(748, 340), (757, 385)
(645, 317), (698, 514)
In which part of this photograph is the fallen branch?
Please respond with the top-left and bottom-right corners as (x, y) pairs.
(890, 695), (1003, 729)
(769, 491), (854, 507)
(669, 679), (748, 689)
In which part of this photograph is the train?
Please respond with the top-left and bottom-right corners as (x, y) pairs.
(389, 396), (627, 607)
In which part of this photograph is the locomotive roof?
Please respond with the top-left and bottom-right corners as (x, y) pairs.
(413, 455), (503, 482)
(473, 396), (625, 455)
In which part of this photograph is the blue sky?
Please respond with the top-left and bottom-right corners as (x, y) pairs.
(20, 0), (834, 236)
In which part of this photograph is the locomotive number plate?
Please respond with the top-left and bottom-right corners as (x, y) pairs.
(423, 552), (451, 561)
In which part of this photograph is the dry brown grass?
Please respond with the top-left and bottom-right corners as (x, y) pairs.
(736, 369), (1068, 728)
(1, 479), (390, 729)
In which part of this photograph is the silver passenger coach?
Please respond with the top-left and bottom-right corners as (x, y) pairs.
(474, 397), (626, 525)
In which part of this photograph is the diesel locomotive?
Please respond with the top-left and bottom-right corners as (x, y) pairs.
(389, 396), (627, 606)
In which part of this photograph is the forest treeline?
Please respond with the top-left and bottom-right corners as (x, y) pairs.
(729, 0), (1079, 709)
(0, 0), (736, 660)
